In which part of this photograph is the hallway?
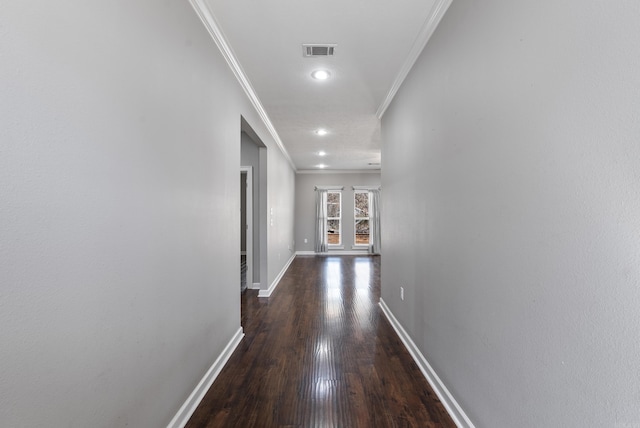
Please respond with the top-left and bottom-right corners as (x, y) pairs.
(186, 256), (455, 428)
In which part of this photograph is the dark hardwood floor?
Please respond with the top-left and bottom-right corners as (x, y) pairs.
(186, 255), (455, 428)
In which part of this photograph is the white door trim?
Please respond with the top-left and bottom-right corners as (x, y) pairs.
(241, 167), (253, 290)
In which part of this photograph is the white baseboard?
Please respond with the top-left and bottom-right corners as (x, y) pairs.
(378, 299), (475, 428)
(166, 327), (244, 428)
(251, 282), (261, 290)
(258, 253), (296, 298)
(296, 250), (371, 256)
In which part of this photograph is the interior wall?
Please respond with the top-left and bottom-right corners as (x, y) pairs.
(0, 1), (295, 426)
(295, 172), (381, 252)
(241, 173), (247, 253)
(380, 1), (640, 427)
(241, 132), (261, 284)
(267, 149), (296, 284)
(259, 147), (269, 288)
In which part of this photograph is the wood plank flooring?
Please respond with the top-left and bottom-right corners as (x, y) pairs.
(186, 255), (455, 428)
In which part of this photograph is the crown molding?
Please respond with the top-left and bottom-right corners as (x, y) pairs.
(188, 0), (297, 171)
(376, 0), (453, 119)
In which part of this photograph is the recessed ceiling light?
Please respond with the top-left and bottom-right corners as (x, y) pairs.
(316, 164), (327, 169)
(315, 128), (328, 136)
(318, 151), (327, 156)
(311, 70), (330, 80)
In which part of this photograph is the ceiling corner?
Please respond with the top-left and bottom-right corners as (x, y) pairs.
(188, 0), (297, 171)
(375, 0), (454, 119)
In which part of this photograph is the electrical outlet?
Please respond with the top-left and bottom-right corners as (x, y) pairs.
(400, 287), (404, 301)
(304, 238), (308, 243)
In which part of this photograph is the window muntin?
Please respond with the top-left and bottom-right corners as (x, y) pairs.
(354, 191), (370, 245)
(327, 191), (341, 245)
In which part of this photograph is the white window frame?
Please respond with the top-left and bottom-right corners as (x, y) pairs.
(327, 191), (342, 247)
(354, 190), (370, 247)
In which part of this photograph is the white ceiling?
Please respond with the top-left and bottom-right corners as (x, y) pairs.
(206, 0), (439, 171)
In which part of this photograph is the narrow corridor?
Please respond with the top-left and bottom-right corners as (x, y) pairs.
(187, 255), (454, 428)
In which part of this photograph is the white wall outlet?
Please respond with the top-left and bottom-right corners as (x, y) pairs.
(400, 287), (404, 301)
(304, 238), (308, 243)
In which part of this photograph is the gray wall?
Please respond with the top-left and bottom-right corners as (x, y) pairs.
(0, 1), (295, 426)
(381, 1), (640, 427)
(268, 151), (296, 276)
(295, 172), (381, 252)
(241, 132), (264, 284)
(241, 173), (246, 252)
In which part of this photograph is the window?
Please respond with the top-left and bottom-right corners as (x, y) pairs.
(327, 191), (341, 245)
(354, 191), (370, 245)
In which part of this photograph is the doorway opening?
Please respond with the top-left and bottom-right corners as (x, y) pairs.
(239, 117), (267, 325)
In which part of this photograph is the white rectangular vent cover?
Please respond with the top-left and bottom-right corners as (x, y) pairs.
(302, 44), (336, 57)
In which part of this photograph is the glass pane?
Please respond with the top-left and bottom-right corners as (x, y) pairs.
(327, 192), (340, 217)
(327, 219), (340, 245)
(354, 193), (369, 218)
(328, 202), (340, 218)
(355, 219), (370, 245)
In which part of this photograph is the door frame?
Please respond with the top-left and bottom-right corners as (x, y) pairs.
(240, 166), (253, 290)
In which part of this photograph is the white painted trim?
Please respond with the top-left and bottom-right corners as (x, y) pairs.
(378, 299), (475, 428)
(188, 0), (296, 171)
(297, 169), (381, 175)
(351, 245), (369, 250)
(258, 253), (296, 298)
(376, 0), (453, 119)
(167, 327), (244, 428)
(297, 250), (370, 256)
(352, 185), (381, 191)
(314, 185), (345, 191)
(241, 166), (253, 290)
(251, 282), (261, 290)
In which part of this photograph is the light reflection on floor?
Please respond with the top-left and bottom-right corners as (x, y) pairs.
(309, 256), (382, 425)
(313, 256), (378, 402)
(323, 258), (343, 323)
(188, 255), (456, 428)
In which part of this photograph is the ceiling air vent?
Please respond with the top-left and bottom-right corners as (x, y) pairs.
(302, 44), (337, 57)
